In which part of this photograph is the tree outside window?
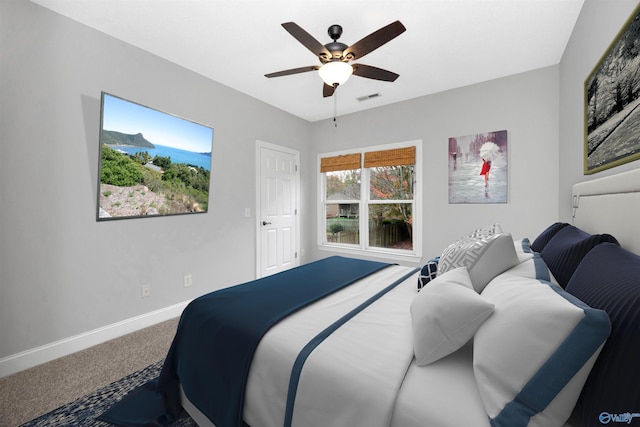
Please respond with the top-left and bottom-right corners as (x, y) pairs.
(369, 165), (414, 250)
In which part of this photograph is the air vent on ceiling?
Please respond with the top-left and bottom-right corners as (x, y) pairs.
(356, 93), (381, 102)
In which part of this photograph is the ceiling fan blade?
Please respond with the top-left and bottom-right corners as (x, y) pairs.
(282, 22), (332, 60)
(352, 64), (399, 82)
(265, 65), (319, 78)
(323, 83), (336, 97)
(343, 20), (406, 61)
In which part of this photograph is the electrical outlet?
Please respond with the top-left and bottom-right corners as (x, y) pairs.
(184, 274), (192, 288)
(142, 284), (151, 298)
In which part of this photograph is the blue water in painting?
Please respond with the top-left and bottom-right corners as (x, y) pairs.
(110, 144), (212, 171)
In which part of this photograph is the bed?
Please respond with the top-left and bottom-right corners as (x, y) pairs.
(101, 168), (640, 427)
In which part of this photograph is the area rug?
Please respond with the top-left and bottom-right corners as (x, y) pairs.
(20, 361), (196, 427)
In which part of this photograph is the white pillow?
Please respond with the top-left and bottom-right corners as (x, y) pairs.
(438, 232), (519, 293)
(491, 251), (557, 284)
(513, 237), (535, 263)
(410, 267), (495, 366)
(473, 275), (610, 427)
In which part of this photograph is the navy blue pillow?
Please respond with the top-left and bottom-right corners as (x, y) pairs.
(540, 225), (619, 287)
(565, 243), (640, 427)
(417, 257), (439, 290)
(530, 222), (570, 252)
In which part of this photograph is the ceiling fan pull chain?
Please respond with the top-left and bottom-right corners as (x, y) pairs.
(334, 87), (338, 127)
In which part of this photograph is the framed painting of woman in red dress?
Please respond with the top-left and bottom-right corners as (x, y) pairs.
(448, 129), (508, 204)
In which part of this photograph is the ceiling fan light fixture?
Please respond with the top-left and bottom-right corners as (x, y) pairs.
(318, 61), (353, 87)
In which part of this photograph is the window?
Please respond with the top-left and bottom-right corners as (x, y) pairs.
(318, 141), (422, 261)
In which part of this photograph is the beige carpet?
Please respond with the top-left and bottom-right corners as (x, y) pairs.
(0, 317), (179, 427)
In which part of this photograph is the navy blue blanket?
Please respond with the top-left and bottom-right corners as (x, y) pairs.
(100, 256), (391, 427)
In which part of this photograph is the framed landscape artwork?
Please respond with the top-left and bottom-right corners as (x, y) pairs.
(448, 129), (508, 204)
(97, 92), (214, 220)
(585, 4), (640, 174)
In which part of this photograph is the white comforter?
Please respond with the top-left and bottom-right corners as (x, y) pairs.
(243, 265), (418, 427)
(180, 256), (582, 427)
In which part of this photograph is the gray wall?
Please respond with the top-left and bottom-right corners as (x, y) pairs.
(559, 0), (640, 222)
(0, 1), (311, 359)
(309, 66), (561, 262)
(308, 0), (640, 263)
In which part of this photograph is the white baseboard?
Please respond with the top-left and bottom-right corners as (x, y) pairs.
(0, 300), (191, 379)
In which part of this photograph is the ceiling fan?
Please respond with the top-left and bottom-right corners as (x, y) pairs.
(265, 21), (406, 97)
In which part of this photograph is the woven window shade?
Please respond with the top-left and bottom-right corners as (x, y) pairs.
(364, 146), (416, 168)
(320, 153), (362, 172)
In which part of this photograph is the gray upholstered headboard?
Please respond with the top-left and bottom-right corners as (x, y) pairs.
(572, 168), (640, 255)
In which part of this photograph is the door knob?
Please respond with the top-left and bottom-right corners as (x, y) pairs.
(262, 221), (271, 226)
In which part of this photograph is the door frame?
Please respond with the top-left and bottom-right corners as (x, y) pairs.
(255, 140), (301, 278)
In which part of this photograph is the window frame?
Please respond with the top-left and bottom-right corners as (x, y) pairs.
(317, 140), (422, 262)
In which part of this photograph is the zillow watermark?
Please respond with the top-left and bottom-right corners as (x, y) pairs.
(600, 412), (640, 424)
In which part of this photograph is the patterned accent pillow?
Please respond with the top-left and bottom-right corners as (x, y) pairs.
(437, 233), (519, 293)
(463, 223), (503, 240)
(417, 257), (439, 290)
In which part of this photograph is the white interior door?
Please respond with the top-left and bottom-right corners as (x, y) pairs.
(256, 141), (300, 278)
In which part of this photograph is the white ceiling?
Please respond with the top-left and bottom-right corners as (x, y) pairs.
(30, 0), (584, 122)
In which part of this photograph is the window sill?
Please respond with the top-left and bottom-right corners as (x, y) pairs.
(318, 244), (422, 265)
